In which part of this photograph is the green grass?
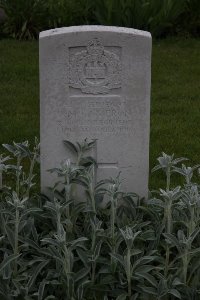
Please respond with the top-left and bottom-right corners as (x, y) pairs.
(0, 40), (39, 144)
(0, 38), (200, 190)
(150, 38), (200, 188)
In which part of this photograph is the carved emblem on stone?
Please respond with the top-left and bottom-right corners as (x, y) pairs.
(69, 38), (121, 94)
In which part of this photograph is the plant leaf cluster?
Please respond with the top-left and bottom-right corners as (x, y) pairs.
(0, 141), (200, 299)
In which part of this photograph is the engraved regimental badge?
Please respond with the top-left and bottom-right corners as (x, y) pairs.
(69, 38), (121, 94)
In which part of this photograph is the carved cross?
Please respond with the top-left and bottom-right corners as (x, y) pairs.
(92, 140), (119, 182)
(97, 162), (118, 170)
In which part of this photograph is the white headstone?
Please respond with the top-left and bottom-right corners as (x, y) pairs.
(40, 26), (151, 197)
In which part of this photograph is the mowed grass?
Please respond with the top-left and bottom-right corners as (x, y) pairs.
(150, 38), (200, 189)
(0, 40), (39, 144)
(0, 38), (200, 191)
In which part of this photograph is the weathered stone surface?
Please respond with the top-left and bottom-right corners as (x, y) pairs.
(40, 25), (151, 197)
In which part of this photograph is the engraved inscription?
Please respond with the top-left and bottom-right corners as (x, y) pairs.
(69, 39), (121, 95)
(58, 97), (133, 136)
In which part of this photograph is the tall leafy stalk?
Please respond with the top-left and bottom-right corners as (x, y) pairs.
(106, 175), (121, 271)
(26, 138), (40, 198)
(152, 153), (187, 277)
(0, 154), (10, 190)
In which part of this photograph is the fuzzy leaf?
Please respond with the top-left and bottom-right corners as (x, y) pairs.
(5, 225), (15, 251)
(2, 144), (15, 154)
(135, 272), (157, 287)
(76, 249), (89, 267)
(63, 140), (78, 154)
(130, 249), (142, 256)
(0, 253), (21, 274)
(138, 285), (157, 295)
(28, 260), (49, 289)
(163, 233), (182, 253)
(38, 280), (48, 300)
(70, 237), (88, 249)
(116, 293), (128, 300)
(189, 227), (200, 244)
(134, 265), (155, 274)
(168, 289), (181, 299)
(110, 253), (124, 268)
(74, 267), (90, 283)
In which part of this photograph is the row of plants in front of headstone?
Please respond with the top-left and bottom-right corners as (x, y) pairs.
(0, 0), (199, 39)
(0, 139), (200, 299)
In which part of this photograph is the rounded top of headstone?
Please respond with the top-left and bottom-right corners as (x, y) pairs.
(40, 25), (151, 39)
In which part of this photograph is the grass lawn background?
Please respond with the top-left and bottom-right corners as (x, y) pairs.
(0, 37), (200, 190)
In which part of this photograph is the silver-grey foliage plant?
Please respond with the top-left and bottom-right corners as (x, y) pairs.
(0, 140), (200, 299)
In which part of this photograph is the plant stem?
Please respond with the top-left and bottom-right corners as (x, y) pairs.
(0, 171), (2, 190)
(90, 187), (96, 214)
(165, 200), (172, 277)
(16, 156), (21, 197)
(164, 167), (172, 277)
(64, 245), (71, 298)
(166, 201), (172, 234)
(65, 175), (70, 219)
(57, 211), (61, 239)
(189, 206), (195, 236)
(183, 251), (188, 285)
(166, 167), (171, 191)
(26, 152), (36, 198)
(127, 248), (131, 299)
(91, 259), (96, 284)
(90, 166), (96, 214)
(164, 245), (170, 277)
(165, 166), (172, 278)
(111, 198), (115, 245)
(92, 228), (96, 253)
(110, 196), (116, 272)
(14, 207), (19, 275)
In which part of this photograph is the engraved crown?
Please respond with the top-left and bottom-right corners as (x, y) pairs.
(87, 38), (104, 56)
